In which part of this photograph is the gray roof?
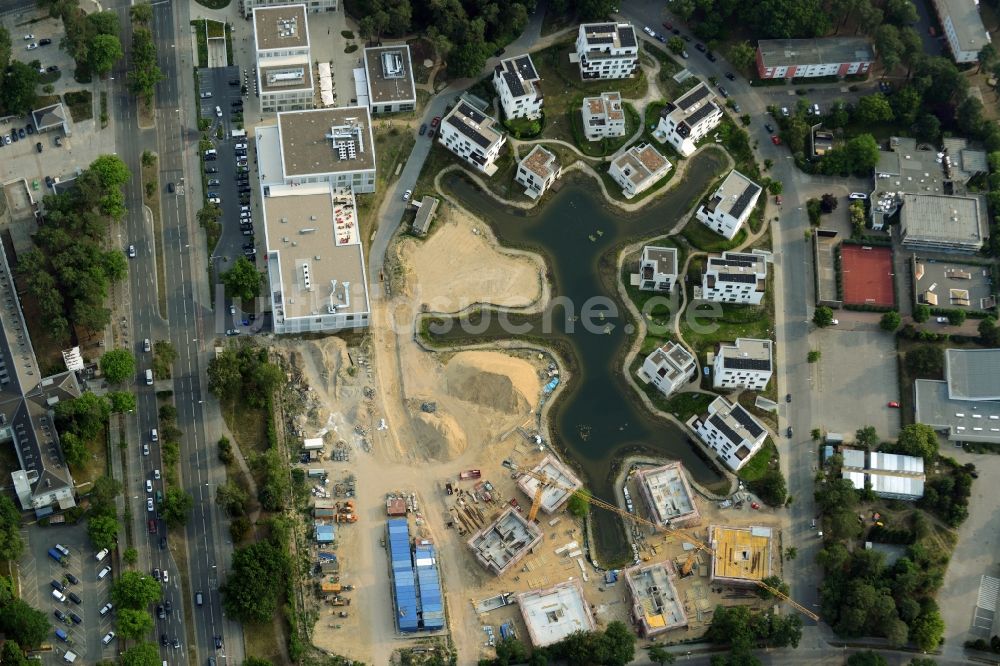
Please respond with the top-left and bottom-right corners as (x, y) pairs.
(946, 348), (1000, 400)
(914, 378), (1000, 443)
(899, 193), (985, 248)
(31, 103), (67, 132)
(934, 0), (990, 55)
(757, 37), (875, 68)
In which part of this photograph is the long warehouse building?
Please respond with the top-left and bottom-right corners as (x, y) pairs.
(387, 518), (445, 632)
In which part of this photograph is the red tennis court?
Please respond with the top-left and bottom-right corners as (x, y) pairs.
(840, 244), (895, 307)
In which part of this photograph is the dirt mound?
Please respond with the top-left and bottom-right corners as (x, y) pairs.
(301, 337), (350, 398)
(410, 410), (467, 461)
(444, 351), (539, 414)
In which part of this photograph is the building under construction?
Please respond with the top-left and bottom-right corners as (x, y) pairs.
(624, 561), (688, 636)
(517, 580), (596, 647)
(467, 507), (542, 576)
(516, 455), (582, 515)
(635, 462), (701, 529)
(708, 525), (774, 587)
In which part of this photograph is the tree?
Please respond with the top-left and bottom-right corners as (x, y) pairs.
(819, 193), (838, 214)
(757, 575), (790, 599)
(216, 482), (249, 517)
(748, 468), (787, 506)
(785, 546), (798, 560)
(87, 513), (119, 551)
(855, 93), (894, 124)
(977, 43), (998, 74)
(978, 316), (999, 346)
(221, 540), (288, 623)
(90, 154), (130, 191)
(813, 305), (834, 327)
(160, 488), (194, 527)
(0, 598), (49, 648)
(220, 256), (263, 303)
(92, 476), (122, 510)
(495, 637), (529, 665)
(856, 425), (880, 449)
(0, 61), (40, 115)
(0, 496), (22, 561)
(130, 2), (152, 24)
(957, 96), (986, 136)
(567, 491), (589, 518)
(111, 571), (161, 609)
(123, 547), (138, 566)
(647, 645), (676, 665)
(600, 621), (636, 666)
(728, 41), (756, 71)
(807, 350), (821, 363)
(116, 608), (153, 639)
(905, 345), (944, 378)
(884, 0), (918, 26)
(107, 391), (137, 413)
(0, 25), (10, 72)
(880, 311), (901, 331)
(119, 642), (160, 666)
(207, 348), (241, 401)
(910, 605), (944, 651)
(947, 309), (966, 326)
(0, 641), (29, 666)
(100, 348), (135, 383)
(893, 423), (939, 460)
(667, 36), (684, 55)
(87, 33), (123, 76)
(913, 304), (930, 323)
(847, 651), (888, 666)
(768, 180), (783, 195)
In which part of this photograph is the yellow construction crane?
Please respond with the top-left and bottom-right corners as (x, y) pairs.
(508, 461), (820, 623)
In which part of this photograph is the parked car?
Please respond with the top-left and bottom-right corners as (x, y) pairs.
(99, 602), (113, 616)
(128, 244), (136, 258)
(65, 573), (79, 585)
(725, 72), (735, 80)
(936, 316), (948, 323)
(419, 123), (427, 136)
(40, 38), (52, 46)
(662, 21), (672, 30)
(717, 86), (729, 98)
(706, 51), (716, 61)
(848, 192), (867, 200)
(402, 189), (412, 201)
(786, 426), (793, 438)
(771, 135), (781, 145)
(887, 401), (900, 408)
(430, 116), (441, 128)
(26, 42), (37, 50)
(764, 123), (774, 133)
(147, 498), (154, 512)
(102, 631), (116, 645)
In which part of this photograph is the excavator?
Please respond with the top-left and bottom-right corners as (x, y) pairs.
(513, 460), (819, 622)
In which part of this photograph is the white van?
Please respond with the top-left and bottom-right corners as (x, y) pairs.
(204, 148), (217, 157)
(95, 548), (109, 562)
(145, 369), (153, 385)
(62, 650), (77, 663)
(97, 566), (111, 580)
(52, 589), (66, 602)
(151, 428), (158, 442)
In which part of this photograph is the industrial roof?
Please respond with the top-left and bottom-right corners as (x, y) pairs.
(364, 45), (416, 106)
(841, 447), (866, 470)
(277, 107), (375, 177)
(899, 193), (985, 248)
(945, 348), (1000, 401)
(869, 452), (925, 475)
(518, 580), (596, 647)
(869, 473), (924, 499)
(756, 37), (875, 68)
(842, 470), (865, 490)
(253, 4), (309, 51)
(709, 525), (773, 584)
(388, 518), (419, 631)
(913, 378), (1000, 443)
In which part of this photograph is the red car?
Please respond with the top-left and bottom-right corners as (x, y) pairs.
(887, 401), (900, 408)
(775, 195), (783, 205)
(430, 116), (441, 128)
(662, 21), (673, 30)
(771, 135), (781, 145)
(148, 519), (157, 534)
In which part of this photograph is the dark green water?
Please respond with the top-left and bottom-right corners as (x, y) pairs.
(431, 150), (728, 564)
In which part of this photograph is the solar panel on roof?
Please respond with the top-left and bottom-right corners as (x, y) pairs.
(678, 84), (711, 110)
(723, 356), (771, 370)
(514, 56), (537, 81)
(685, 101), (718, 126)
(446, 116), (492, 149)
(709, 413), (742, 445)
(503, 70), (525, 98)
(617, 26), (636, 47)
(716, 273), (758, 283)
(457, 102), (485, 124)
(729, 181), (761, 219)
(731, 406), (765, 438)
(587, 35), (613, 45)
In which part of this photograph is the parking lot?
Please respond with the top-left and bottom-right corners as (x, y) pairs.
(19, 522), (115, 663)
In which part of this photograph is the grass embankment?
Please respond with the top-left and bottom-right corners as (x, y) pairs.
(63, 90), (93, 122)
(140, 153), (168, 317)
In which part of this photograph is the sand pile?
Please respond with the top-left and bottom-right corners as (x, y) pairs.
(444, 351), (540, 414)
(301, 337), (350, 397)
(409, 410), (468, 461)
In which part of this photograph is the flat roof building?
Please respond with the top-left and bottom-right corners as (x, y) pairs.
(912, 257), (996, 311)
(253, 5), (309, 53)
(360, 45), (416, 114)
(696, 169), (761, 240)
(575, 22), (639, 80)
(638, 245), (678, 293)
(639, 341), (697, 398)
(915, 348), (1000, 444)
(635, 462), (700, 529)
(493, 54), (543, 120)
(439, 97), (507, 176)
(254, 6), (314, 114)
(755, 37), (875, 79)
(656, 81), (722, 157)
(708, 525), (774, 586)
(609, 143), (671, 199)
(31, 103), (71, 136)
(841, 447), (866, 471)
(240, 0), (335, 19)
(713, 338), (773, 392)
(467, 507), (542, 575)
(931, 0), (991, 64)
(516, 455), (582, 514)
(516, 145), (561, 199)
(582, 91), (626, 141)
(411, 195), (439, 237)
(518, 580), (596, 647)
(898, 193), (986, 253)
(838, 448), (926, 500)
(624, 562), (688, 636)
(700, 251), (767, 305)
(692, 396), (768, 472)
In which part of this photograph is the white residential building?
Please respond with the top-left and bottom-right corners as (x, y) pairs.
(575, 22), (639, 80)
(438, 97), (507, 176)
(931, 0), (991, 64)
(609, 143), (671, 198)
(640, 341), (696, 398)
(656, 82), (722, 157)
(692, 396), (768, 472)
(696, 169), (762, 240)
(254, 6), (314, 114)
(493, 55), (543, 120)
(359, 45), (416, 114)
(713, 338), (773, 391)
(516, 145), (561, 199)
(701, 251), (767, 305)
(638, 245), (678, 293)
(582, 92), (626, 141)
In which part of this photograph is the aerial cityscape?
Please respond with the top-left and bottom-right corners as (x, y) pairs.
(0, 0), (997, 664)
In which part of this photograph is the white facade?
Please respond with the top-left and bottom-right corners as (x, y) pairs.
(254, 6), (314, 114)
(638, 245), (677, 293)
(582, 92), (626, 141)
(609, 143), (671, 198)
(693, 396), (768, 472)
(656, 82), (722, 157)
(240, 0), (336, 19)
(701, 251), (767, 305)
(576, 22), (639, 80)
(493, 55), (543, 120)
(640, 341), (696, 398)
(516, 145), (561, 199)
(439, 98), (507, 176)
(696, 169), (761, 240)
(932, 0), (990, 64)
(713, 338), (773, 391)
(362, 45), (417, 114)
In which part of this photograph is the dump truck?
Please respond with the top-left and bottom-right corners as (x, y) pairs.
(459, 469), (481, 480)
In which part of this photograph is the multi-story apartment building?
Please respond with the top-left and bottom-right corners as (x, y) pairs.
(930, 0), (991, 64)
(438, 97), (507, 176)
(713, 338), (773, 391)
(695, 169), (761, 240)
(755, 37), (875, 79)
(700, 251), (767, 305)
(639, 341), (696, 398)
(493, 55), (543, 120)
(240, 0), (336, 19)
(609, 143), (671, 198)
(254, 5), (314, 113)
(575, 22), (639, 80)
(692, 396), (768, 472)
(581, 91), (626, 141)
(516, 145), (561, 199)
(656, 82), (721, 157)
(638, 245), (678, 293)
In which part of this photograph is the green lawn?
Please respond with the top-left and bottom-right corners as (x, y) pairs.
(62, 90), (93, 122)
(681, 217), (748, 252)
(738, 437), (777, 482)
(680, 297), (772, 359)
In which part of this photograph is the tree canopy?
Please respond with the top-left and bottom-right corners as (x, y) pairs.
(889, 424), (938, 461)
(0, 591), (50, 648)
(813, 306), (834, 327)
(100, 348), (136, 383)
(159, 488), (194, 527)
(111, 571), (162, 609)
(87, 33), (123, 76)
(879, 311), (901, 332)
(220, 256), (263, 303)
(0, 496), (24, 561)
(115, 608), (153, 639)
(0, 61), (39, 116)
(119, 641), (160, 666)
(221, 539), (289, 623)
(207, 343), (283, 408)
